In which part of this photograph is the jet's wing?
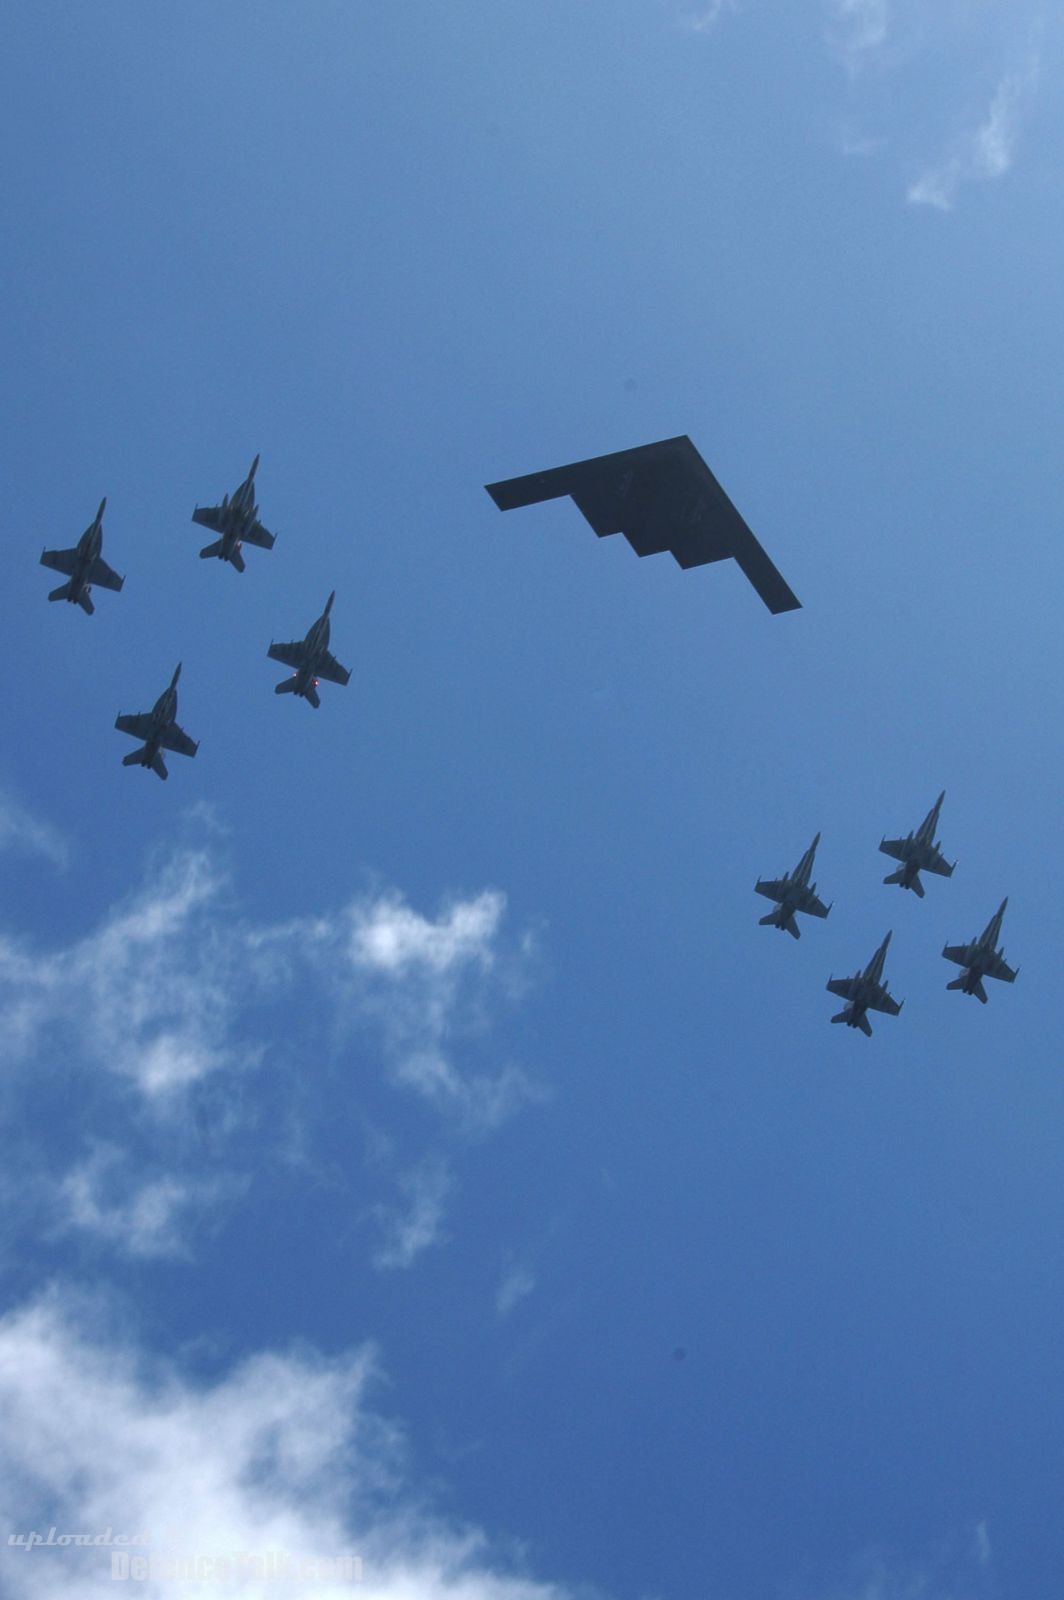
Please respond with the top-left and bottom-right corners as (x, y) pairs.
(242, 520), (275, 550)
(486, 436), (801, 614)
(115, 712), (153, 740)
(942, 944), (969, 968)
(192, 506), (226, 533)
(40, 547), (79, 577)
(827, 977), (859, 1001)
(867, 985), (902, 1016)
(923, 846), (954, 878)
(88, 556), (124, 592)
(316, 650), (350, 686)
(268, 640), (307, 670)
(794, 889), (830, 919)
(985, 952), (1017, 983)
(754, 879), (787, 902)
(879, 838), (908, 864)
(160, 723), (198, 758)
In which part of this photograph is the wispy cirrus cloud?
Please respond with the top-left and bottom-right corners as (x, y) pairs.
(827, 0), (889, 70)
(0, 1290), (589, 1600)
(0, 789), (68, 867)
(370, 1158), (452, 1271)
(56, 1145), (245, 1261)
(0, 849), (541, 1266)
(681, 0), (738, 35)
(0, 848), (242, 1097)
(342, 890), (545, 1132)
(496, 1262), (536, 1317)
(908, 62), (1039, 210)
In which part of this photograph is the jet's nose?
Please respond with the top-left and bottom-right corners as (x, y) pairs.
(172, 662), (182, 685)
(97, 496), (107, 518)
(250, 453), (260, 476)
(324, 590), (335, 615)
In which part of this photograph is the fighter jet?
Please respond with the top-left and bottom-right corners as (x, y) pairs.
(40, 498), (123, 615)
(192, 454), (275, 572)
(942, 899), (1018, 1003)
(114, 664), (198, 781)
(826, 931), (903, 1037)
(879, 791), (955, 898)
(267, 591), (350, 708)
(485, 436), (801, 614)
(755, 833), (831, 938)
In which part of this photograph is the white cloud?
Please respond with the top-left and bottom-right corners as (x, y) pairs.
(56, 1145), (243, 1260)
(496, 1264), (536, 1317)
(682, 0), (737, 35)
(349, 891), (505, 978)
(370, 1159), (452, 1271)
(0, 791), (67, 868)
(908, 61), (1039, 210)
(0, 1292), (585, 1599)
(341, 891), (543, 1132)
(0, 849), (243, 1098)
(827, 0), (889, 68)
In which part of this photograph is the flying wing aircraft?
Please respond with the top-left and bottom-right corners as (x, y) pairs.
(192, 454), (275, 572)
(880, 791), (955, 898)
(485, 436), (801, 614)
(40, 498), (124, 615)
(267, 591), (350, 708)
(114, 663), (198, 781)
(755, 833), (831, 938)
(826, 931), (903, 1037)
(942, 898), (1018, 1003)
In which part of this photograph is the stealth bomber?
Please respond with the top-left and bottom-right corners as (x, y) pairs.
(40, 498), (124, 614)
(268, 591), (350, 707)
(755, 833), (831, 938)
(942, 899), (1018, 1002)
(826, 931), (903, 1037)
(192, 454), (275, 572)
(115, 663), (198, 781)
(879, 791), (955, 897)
(485, 436), (801, 614)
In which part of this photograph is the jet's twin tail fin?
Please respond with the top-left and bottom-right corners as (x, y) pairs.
(49, 580), (93, 613)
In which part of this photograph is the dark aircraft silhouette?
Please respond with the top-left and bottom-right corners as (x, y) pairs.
(485, 436), (801, 614)
(755, 833), (831, 938)
(826, 931), (903, 1037)
(192, 454), (275, 572)
(115, 664), (198, 780)
(268, 591), (350, 707)
(40, 498), (124, 614)
(943, 899), (1018, 1002)
(880, 791), (955, 897)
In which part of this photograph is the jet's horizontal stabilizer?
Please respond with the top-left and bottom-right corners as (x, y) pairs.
(304, 682), (321, 709)
(830, 1011), (848, 1026)
(200, 540), (224, 560)
(48, 581), (72, 603)
(152, 753), (168, 781)
(274, 678), (298, 695)
(948, 975), (987, 1002)
(122, 748), (144, 767)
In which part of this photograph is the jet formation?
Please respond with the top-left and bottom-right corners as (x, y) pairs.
(757, 802), (1017, 1030)
(192, 454), (276, 572)
(114, 664), (198, 782)
(39, 498), (124, 615)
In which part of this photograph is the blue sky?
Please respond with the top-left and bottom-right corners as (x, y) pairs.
(1, 3), (1062, 1597)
